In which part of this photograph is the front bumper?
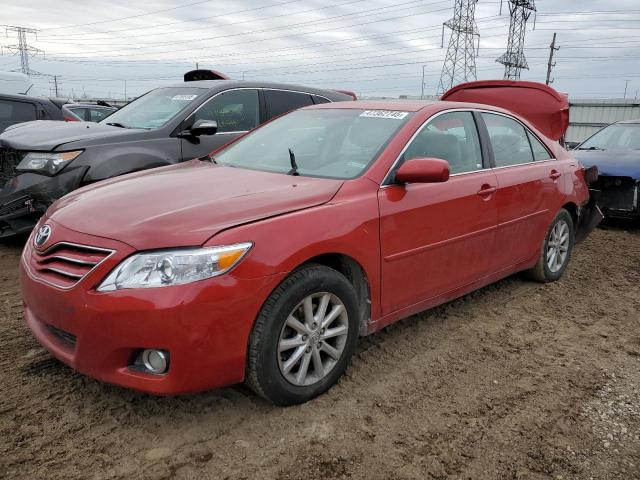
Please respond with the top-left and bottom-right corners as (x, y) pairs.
(589, 176), (640, 219)
(0, 167), (87, 238)
(20, 222), (285, 395)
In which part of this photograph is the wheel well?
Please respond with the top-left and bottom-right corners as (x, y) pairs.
(302, 253), (371, 336)
(562, 202), (578, 227)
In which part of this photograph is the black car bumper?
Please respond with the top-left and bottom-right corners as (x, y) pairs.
(589, 176), (640, 219)
(0, 167), (87, 238)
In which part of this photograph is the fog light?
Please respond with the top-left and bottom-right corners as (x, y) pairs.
(141, 349), (169, 374)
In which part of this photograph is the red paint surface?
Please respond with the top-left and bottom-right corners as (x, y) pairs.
(21, 99), (589, 395)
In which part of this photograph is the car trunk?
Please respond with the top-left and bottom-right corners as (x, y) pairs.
(441, 80), (569, 142)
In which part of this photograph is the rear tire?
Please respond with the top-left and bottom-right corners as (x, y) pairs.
(527, 208), (574, 283)
(246, 264), (359, 406)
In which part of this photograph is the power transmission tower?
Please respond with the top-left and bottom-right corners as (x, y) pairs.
(436, 0), (480, 96)
(496, 0), (536, 80)
(4, 26), (43, 75)
(545, 32), (559, 85)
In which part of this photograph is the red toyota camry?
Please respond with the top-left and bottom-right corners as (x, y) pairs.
(20, 83), (600, 405)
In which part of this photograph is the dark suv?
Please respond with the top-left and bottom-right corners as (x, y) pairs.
(0, 80), (352, 237)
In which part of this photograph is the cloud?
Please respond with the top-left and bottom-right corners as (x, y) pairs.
(0, 0), (638, 100)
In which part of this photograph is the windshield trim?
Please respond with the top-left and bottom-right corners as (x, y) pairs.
(214, 108), (414, 181)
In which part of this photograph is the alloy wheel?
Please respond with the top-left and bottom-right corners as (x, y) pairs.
(547, 219), (570, 273)
(277, 292), (349, 387)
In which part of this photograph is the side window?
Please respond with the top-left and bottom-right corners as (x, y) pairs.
(89, 108), (113, 122)
(482, 113), (534, 167)
(403, 111), (483, 175)
(527, 130), (553, 161)
(265, 90), (314, 118)
(312, 95), (330, 104)
(0, 100), (37, 130)
(193, 89), (259, 133)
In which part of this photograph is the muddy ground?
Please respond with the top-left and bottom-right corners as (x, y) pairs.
(0, 224), (639, 480)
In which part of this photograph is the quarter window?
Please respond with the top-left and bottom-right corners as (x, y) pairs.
(193, 89), (259, 133)
(482, 113), (534, 167)
(402, 111), (483, 175)
(527, 131), (553, 161)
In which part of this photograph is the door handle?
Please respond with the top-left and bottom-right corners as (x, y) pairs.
(549, 170), (562, 180)
(477, 185), (497, 196)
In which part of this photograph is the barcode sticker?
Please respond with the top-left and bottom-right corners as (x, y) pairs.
(171, 95), (198, 101)
(359, 110), (409, 120)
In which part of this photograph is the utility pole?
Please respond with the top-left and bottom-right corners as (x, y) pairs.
(436, 0), (480, 96)
(5, 26), (43, 76)
(545, 32), (559, 85)
(124, 80), (127, 101)
(496, 0), (536, 80)
(624, 80), (629, 99)
(196, 61), (199, 69)
(53, 75), (59, 97)
(421, 65), (427, 99)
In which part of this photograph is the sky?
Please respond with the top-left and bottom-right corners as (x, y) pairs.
(0, 0), (639, 100)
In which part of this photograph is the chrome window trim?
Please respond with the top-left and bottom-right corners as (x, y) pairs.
(262, 87), (331, 103)
(381, 107), (557, 186)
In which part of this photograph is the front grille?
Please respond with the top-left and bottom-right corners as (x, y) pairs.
(46, 324), (77, 348)
(593, 176), (639, 212)
(0, 147), (24, 186)
(0, 195), (33, 217)
(33, 242), (115, 289)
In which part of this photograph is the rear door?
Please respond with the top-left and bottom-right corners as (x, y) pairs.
(378, 110), (499, 314)
(480, 111), (563, 271)
(180, 88), (261, 160)
(264, 89), (315, 120)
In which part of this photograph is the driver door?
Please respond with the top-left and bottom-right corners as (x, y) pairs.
(180, 89), (261, 161)
(378, 111), (499, 315)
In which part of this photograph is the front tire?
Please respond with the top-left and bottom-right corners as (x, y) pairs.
(246, 264), (359, 406)
(527, 208), (574, 283)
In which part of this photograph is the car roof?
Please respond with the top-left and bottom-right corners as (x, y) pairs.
(164, 80), (351, 100)
(616, 119), (640, 124)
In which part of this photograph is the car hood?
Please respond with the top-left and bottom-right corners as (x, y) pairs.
(47, 160), (344, 250)
(0, 120), (146, 151)
(573, 149), (640, 179)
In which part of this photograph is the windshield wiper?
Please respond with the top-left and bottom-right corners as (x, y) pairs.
(287, 148), (299, 176)
(105, 122), (128, 128)
(198, 154), (217, 164)
(576, 146), (603, 151)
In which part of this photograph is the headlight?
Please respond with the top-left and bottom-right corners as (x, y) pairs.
(96, 243), (252, 291)
(16, 150), (83, 175)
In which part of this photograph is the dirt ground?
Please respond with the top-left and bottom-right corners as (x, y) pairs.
(0, 224), (639, 480)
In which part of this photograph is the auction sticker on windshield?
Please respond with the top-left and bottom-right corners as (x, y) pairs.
(172, 95), (199, 101)
(359, 110), (409, 120)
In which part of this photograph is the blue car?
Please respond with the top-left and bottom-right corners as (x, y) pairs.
(573, 120), (640, 219)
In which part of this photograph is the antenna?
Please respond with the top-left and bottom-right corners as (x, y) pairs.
(436, 0), (480, 96)
(496, 0), (536, 80)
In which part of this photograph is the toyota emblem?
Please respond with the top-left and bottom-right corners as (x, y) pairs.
(34, 224), (52, 248)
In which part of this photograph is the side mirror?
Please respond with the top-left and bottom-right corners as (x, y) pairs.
(395, 157), (450, 184)
(189, 119), (218, 136)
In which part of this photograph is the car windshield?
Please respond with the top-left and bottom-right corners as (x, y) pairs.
(215, 108), (413, 179)
(578, 123), (640, 150)
(99, 87), (207, 129)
